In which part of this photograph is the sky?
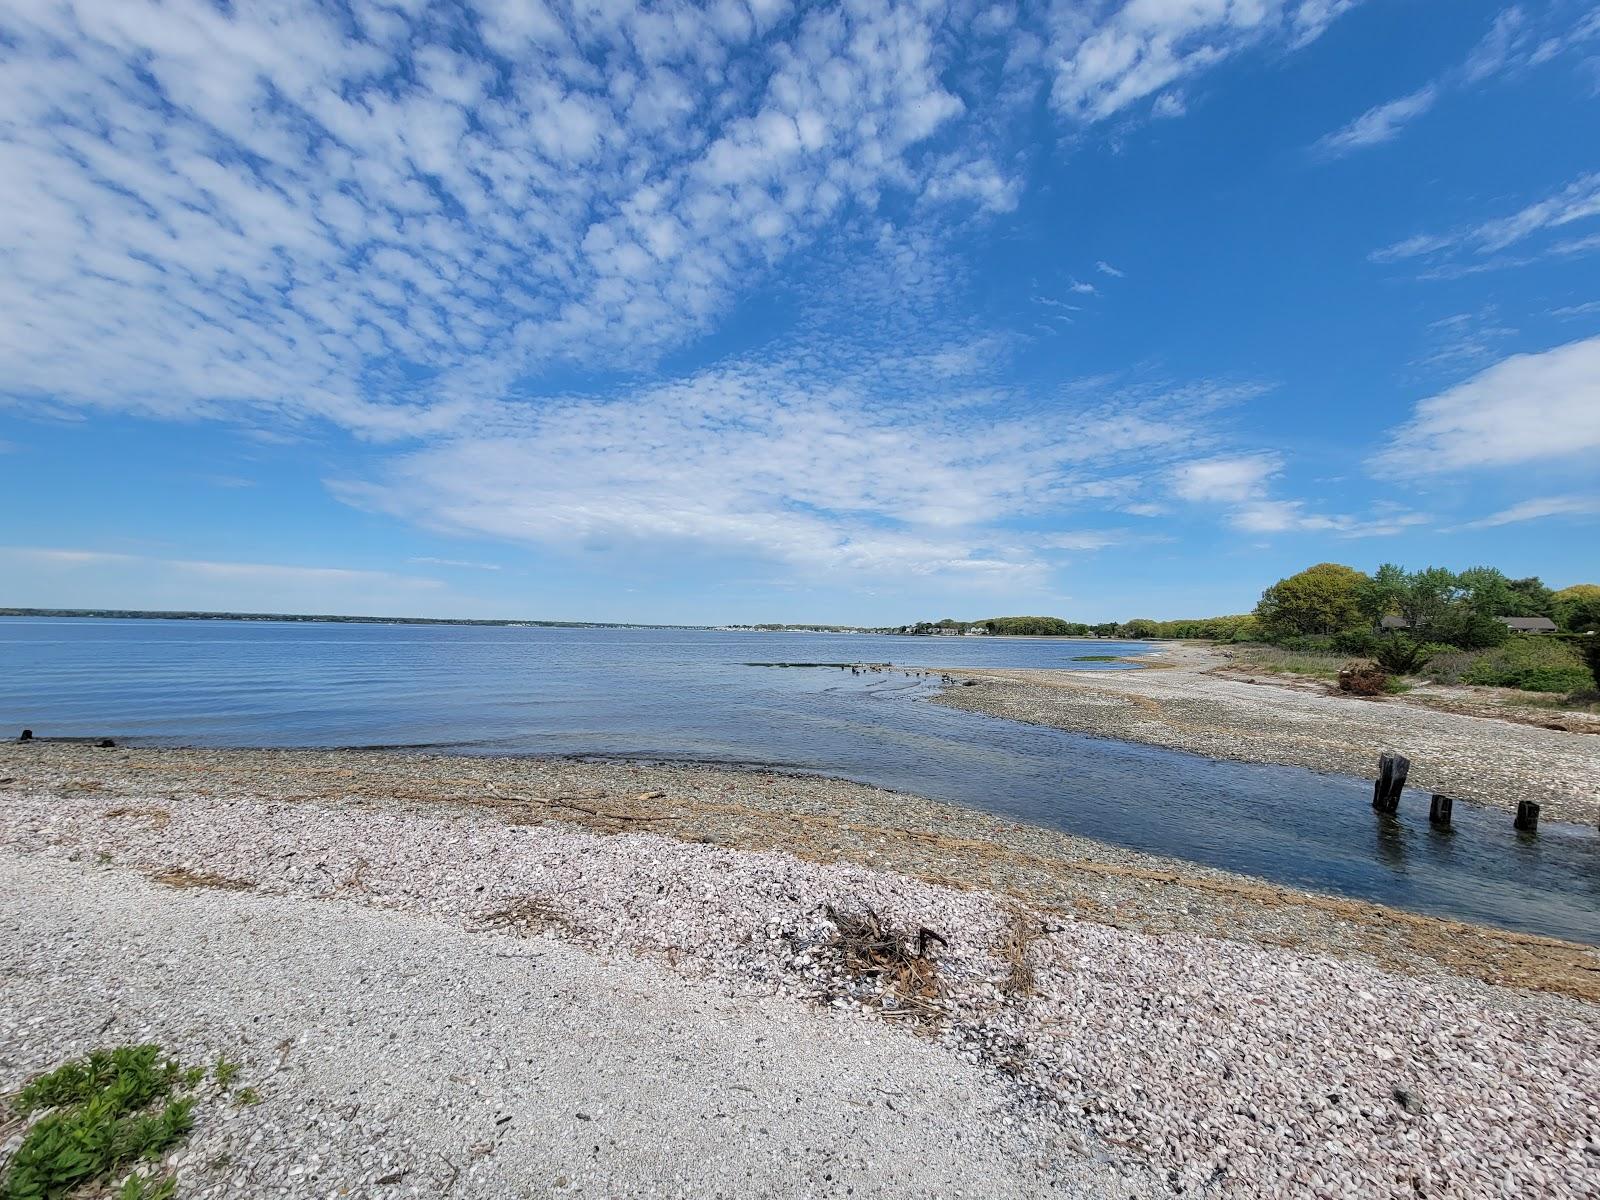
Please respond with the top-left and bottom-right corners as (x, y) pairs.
(1, 0), (1598, 625)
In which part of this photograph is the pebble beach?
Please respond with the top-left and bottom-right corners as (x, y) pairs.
(931, 645), (1600, 825)
(2, 741), (1597, 1198)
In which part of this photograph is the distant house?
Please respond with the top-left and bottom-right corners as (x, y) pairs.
(1378, 614), (1558, 634)
(1499, 615), (1557, 634)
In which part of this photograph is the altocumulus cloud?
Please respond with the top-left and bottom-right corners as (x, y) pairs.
(0, 0), (1361, 577)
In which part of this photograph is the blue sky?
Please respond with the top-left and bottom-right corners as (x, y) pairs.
(1, 0), (1597, 624)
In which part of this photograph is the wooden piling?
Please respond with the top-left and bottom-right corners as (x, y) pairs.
(1372, 752), (1409, 814)
(1428, 794), (1453, 826)
(1514, 800), (1540, 832)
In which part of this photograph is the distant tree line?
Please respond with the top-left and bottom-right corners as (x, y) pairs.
(893, 614), (1260, 639)
(889, 563), (1600, 695)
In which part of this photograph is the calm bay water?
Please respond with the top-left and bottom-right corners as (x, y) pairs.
(2, 617), (1596, 943)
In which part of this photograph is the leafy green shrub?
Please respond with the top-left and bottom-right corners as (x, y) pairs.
(1459, 637), (1590, 692)
(1331, 629), (1378, 655)
(4, 1046), (197, 1200)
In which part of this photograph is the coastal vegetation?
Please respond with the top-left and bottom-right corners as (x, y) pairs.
(0, 608), (689, 629)
(1236, 562), (1600, 702)
(3, 1045), (195, 1200)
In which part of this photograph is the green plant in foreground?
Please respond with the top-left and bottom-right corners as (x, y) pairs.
(211, 1057), (240, 1089)
(233, 1087), (261, 1107)
(3, 1046), (196, 1200)
(117, 1171), (178, 1200)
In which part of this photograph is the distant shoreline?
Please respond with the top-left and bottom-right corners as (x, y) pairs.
(0, 607), (699, 630)
(2, 609), (1155, 641)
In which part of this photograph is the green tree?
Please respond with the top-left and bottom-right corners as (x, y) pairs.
(1253, 562), (1368, 640)
(1506, 576), (1555, 617)
(1358, 564), (1464, 641)
(1554, 584), (1600, 633)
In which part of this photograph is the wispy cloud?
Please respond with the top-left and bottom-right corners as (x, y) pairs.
(1229, 502), (1430, 538)
(1313, 87), (1437, 158)
(409, 556), (503, 571)
(1371, 170), (1600, 270)
(1169, 454), (1428, 537)
(1095, 261), (1125, 278)
(1316, 6), (1600, 161)
(0, 545), (459, 615)
(2, 547), (443, 589)
(332, 350), (1264, 585)
(1047, 0), (1360, 121)
(1455, 495), (1600, 530)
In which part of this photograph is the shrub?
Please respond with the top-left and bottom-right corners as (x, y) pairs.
(1459, 636), (1590, 692)
(1420, 649), (1474, 685)
(1374, 635), (1433, 675)
(1331, 629), (1378, 655)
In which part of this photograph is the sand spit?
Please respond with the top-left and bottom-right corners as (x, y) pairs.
(931, 645), (1600, 824)
(2, 744), (1597, 1198)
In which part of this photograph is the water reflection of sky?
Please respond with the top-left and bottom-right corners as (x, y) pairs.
(3, 619), (1596, 943)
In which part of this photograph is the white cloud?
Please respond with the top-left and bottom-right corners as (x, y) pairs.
(331, 352), (1257, 584)
(1046, 0), (1362, 122)
(0, 0), (996, 438)
(1457, 496), (1600, 529)
(1229, 502), (1429, 538)
(0, 0), (1352, 448)
(1313, 86), (1436, 158)
(1170, 454), (1281, 503)
(1095, 260), (1125, 277)
(1371, 335), (1600, 474)
(1170, 453), (1427, 538)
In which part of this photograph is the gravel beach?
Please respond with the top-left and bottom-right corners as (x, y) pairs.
(931, 645), (1600, 825)
(2, 742), (1597, 1198)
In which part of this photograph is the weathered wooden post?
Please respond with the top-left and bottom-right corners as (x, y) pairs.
(1372, 752), (1409, 814)
(1428, 794), (1453, 826)
(1514, 800), (1540, 832)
